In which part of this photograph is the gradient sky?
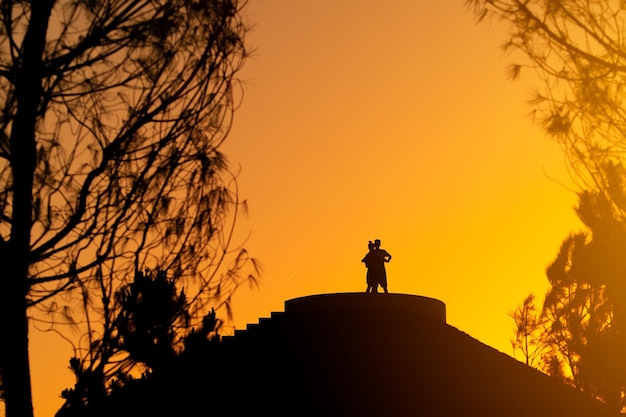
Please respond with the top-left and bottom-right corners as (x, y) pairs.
(28, 1), (584, 416)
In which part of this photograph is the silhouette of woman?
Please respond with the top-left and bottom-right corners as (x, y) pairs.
(362, 239), (392, 293)
(362, 241), (376, 292)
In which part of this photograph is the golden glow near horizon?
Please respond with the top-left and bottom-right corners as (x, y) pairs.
(28, 2), (582, 416)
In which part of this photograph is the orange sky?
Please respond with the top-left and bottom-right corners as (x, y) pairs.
(28, 1), (583, 416)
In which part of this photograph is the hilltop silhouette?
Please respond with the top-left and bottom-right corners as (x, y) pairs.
(64, 293), (620, 417)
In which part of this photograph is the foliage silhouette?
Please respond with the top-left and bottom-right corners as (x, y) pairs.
(510, 188), (626, 411)
(113, 269), (189, 371)
(509, 293), (546, 368)
(466, 1), (626, 411)
(56, 269), (221, 417)
(0, 1), (257, 417)
(466, 0), (626, 198)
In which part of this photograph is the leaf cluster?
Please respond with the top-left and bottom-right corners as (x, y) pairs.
(57, 268), (222, 416)
(511, 180), (626, 411)
(466, 0), (626, 194)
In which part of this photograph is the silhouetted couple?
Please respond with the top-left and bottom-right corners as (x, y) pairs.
(362, 239), (392, 293)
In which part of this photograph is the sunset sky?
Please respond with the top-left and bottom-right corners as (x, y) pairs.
(29, 1), (584, 416)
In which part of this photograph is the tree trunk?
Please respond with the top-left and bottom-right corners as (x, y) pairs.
(0, 275), (34, 417)
(0, 2), (55, 417)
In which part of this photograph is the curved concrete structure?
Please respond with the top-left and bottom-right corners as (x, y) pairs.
(97, 291), (618, 417)
(284, 292), (446, 323)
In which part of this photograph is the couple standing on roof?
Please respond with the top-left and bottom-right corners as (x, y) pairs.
(361, 239), (392, 293)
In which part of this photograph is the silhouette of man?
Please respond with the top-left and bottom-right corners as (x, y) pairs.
(361, 239), (392, 293)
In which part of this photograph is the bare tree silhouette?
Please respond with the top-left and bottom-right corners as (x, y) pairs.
(0, 2), (258, 417)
